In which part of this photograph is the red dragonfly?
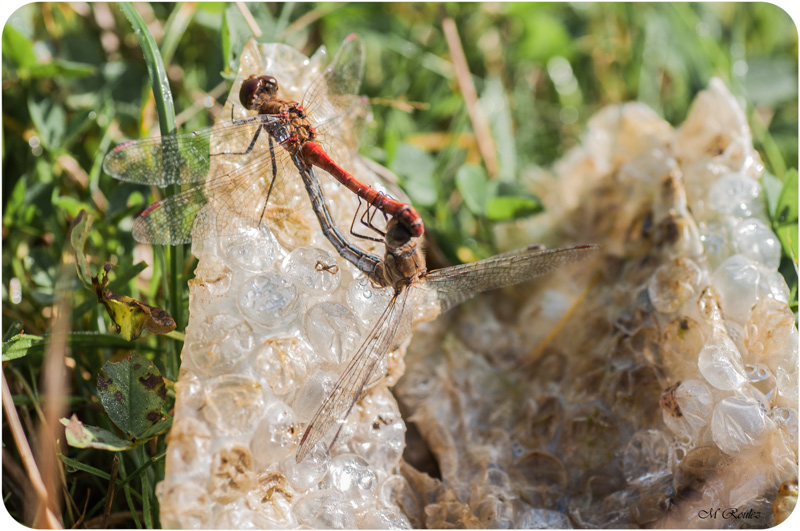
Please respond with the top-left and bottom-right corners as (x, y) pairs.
(296, 218), (600, 461)
(103, 34), (422, 268)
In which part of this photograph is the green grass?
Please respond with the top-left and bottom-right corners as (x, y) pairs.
(2, 3), (797, 527)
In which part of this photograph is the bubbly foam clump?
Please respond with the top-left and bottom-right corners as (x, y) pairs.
(157, 39), (428, 528)
(394, 79), (795, 527)
(158, 40), (796, 525)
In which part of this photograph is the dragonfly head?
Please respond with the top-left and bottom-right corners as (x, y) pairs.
(385, 217), (412, 249)
(239, 75), (279, 111)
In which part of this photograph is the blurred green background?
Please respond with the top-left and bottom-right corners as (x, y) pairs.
(2, 2), (797, 528)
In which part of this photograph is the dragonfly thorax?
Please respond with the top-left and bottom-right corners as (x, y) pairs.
(369, 218), (426, 291)
(239, 75), (317, 155)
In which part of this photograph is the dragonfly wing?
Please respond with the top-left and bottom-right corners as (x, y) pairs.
(132, 186), (209, 244)
(423, 244), (601, 313)
(303, 34), (365, 126)
(314, 96), (369, 165)
(296, 288), (409, 462)
(103, 117), (279, 186)
(131, 133), (310, 245)
(325, 34), (366, 98)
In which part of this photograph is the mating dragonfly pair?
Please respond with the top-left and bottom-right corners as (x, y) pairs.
(104, 34), (599, 462)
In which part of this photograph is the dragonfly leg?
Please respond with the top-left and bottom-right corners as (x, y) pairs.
(256, 135), (281, 229)
(210, 122), (264, 157)
(348, 198), (385, 243)
(364, 196), (390, 234)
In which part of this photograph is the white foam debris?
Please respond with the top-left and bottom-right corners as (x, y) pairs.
(393, 78), (796, 527)
(157, 38), (429, 528)
(158, 36), (796, 526)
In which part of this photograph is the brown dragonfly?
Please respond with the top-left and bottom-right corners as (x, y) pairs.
(297, 217), (600, 461)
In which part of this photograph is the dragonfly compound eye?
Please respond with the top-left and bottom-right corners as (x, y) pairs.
(385, 220), (412, 248)
(239, 75), (279, 110)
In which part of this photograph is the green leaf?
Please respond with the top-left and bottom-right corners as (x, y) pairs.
(142, 468), (152, 529)
(137, 416), (173, 440)
(1, 332), (172, 359)
(743, 56), (798, 107)
(456, 164), (492, 216)
(486, 195), (542, 221)
(511, 8), (572, 62)
(59, 454), (112, 480)
(60, 415), (133, 451)
(390, 143), (438, 207)
(106, 261), (149, 292)
(221, 3), (254, 77)
(28, 96), (67, 151)
(160, 3), (196, 66)
(777, 225), (798, 265)
(97, 353), (168, 438)
(2, 24), (36, 68)
(69, 210), (94, 286)
(55, 195), (91, 220)
(63, 109), (101, 150)
(99, 287), (177, 341)
(26, 59), (96, 79)
(116, 3), (185, 348)
(775, 169), (798, 225)
(774, 169), (798, 262)
(762, 171), (783, 217)
(482, 75), (517, 182)
(119, 3), (177, 136)
(221, 8), (232, 75)
(3, 321), (24, 342)
(2, 334), (42, 361)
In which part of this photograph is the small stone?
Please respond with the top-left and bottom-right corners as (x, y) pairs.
(244, 471), (296, 527)
(771, 407), (798, 446)
(193, 254), (233, 296)
(773, 480), (798, 525)
(156, 482), (212, 528)
(347, 274), (394, 325)
(349, 391), (406, 469)
(661, 316), (706, 380)
(166, 416), (213, 476)
(293, 369), (338, 424)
